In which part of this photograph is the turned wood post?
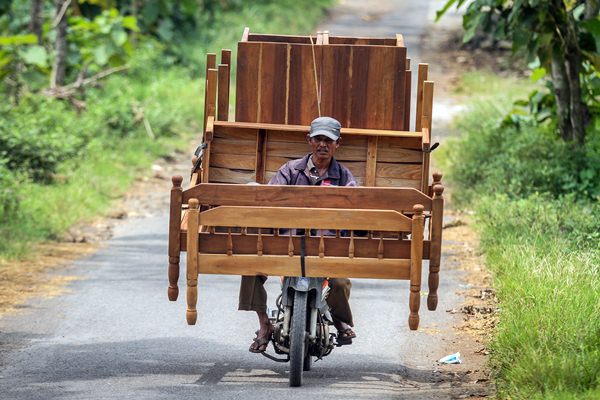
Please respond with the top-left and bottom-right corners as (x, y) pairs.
(428, 173), (444, 311)
(186, 198), (200, 325)
(168, 176), (183, 301)
(409, 204), (424, 330)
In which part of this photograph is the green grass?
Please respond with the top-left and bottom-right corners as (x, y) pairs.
(442, 71), (600, 398)
(0, 0), (334, 259)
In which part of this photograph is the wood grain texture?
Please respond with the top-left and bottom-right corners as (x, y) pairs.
(258, 42), (289, 123)
(217, 63), (230, 121)
(415, 63), (428, 132)
(186, 199), (200, 325)
(408, 204), (424, 330)
(403, 69), (412, 131)
(198, 206), (413, 231)
(196, 254), (410, 280)
(328, 36), (397, 46)
(288, 44), (321, 125)
(428, 180), (444, 311)
(168, 176), (183, 301)
(235, 42), (260, 122)
(365, 136), (378, 186)
(321, 45), (352, 127)
(184, 183), (433, 211)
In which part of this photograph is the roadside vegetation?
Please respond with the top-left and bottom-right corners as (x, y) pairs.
(438, 1), (599, 398)
(0, 0), (333, 259)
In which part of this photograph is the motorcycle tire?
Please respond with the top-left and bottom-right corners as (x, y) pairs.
(289, 290), (308, 387)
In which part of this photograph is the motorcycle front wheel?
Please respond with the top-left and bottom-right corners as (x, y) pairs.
(289, 290), (308, 387)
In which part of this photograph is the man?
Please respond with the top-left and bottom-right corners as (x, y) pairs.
(239, 116), (357, 353)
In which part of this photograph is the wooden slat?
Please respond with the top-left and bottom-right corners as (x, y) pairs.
(288, 44), (321, 125)
(209, 167), (255, 184)
(365, 136), (378, 186)
(184, 183), (433, 211)
(376, 163), (422, 179)
(258, 42), (288, 123)
(328, 36), (397, 46)
(211, 137), (257, 155)
(349, 46), (406, 130)
(248, 33), (312, 44)
(213, 126), (258, 140)
(321, 45), (352, 127)
(255, 129), (267, 183)
(203, 53), (216, 132)
(194, 234), (430, 259)
(403, 69), (412, 131)
(214, 120), (423, 138)
(375, 177), (420, 188)
(206, 68), (218, 124)
(415, 63), (428, 132)
(186, 199), (200, 325)
(217, 64), (230, 121)
(241, 27), (249, 42)
(221, 49), (231, 66)
(209, 153), (256, 170)
(199, 206), (413, 231)
(377, 144), (422, 163)
(201, 117), (213, 183)
(235, 42), (260, 122)
(391, 48), (408, 130)
(197, 254), (411, 280)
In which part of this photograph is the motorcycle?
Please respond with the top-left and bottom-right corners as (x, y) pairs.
(261, 266), (340, 386)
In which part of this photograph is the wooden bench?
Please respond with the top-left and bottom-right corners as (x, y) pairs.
(167, 29), (444, 330)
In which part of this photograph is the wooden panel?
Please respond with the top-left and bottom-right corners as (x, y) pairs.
(217, 63), (230, 121)
(209, 153), (256, 170)
(266, 140), (308, 158)
(377, 143), (422, 163)
(255, 129), (267, 184)
(288, 44), (321, 125)
(402, 69), (412, 131)
(328, 36), (398, 46)
(375, 177), (420, 188)
(321, 45), (352, 127)
(341, 161), (366, 179)
(377, 135), (422, 150)
(209, 167), (255, 184)
(349, 46), (406, 130)
(213, 126), (258, 140)
(415, 63), (428, 132)
(184, 183), (433, 211)
(365, 136), (378, 186)
(235, 42), (260, 122)
(199, 206), (413, 231)
(194, 234), (431, 259)
(197, 254), (411, 280)
(248, 33), (312, 44)
(211, 137), (257, 155)
(376, 163), (422, 179)
(257, 42), (289, 124)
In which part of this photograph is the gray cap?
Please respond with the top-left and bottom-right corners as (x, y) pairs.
(309, 116), (341, 141)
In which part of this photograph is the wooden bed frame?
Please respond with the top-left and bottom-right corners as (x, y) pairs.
(167, 28), (444, 330)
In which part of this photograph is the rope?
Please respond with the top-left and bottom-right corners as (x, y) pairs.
(308, 34), (322, 117)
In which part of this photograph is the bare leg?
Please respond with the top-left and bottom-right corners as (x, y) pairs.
(249, 311), (274, 353)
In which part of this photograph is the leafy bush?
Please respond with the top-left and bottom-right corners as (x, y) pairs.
(444, 99), (600, 204)
(0, 96), (85, 182)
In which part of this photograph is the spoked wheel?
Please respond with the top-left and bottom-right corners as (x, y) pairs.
(289, 290), (308, 387)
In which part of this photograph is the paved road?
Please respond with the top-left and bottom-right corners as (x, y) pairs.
(0, 1), (476, 399)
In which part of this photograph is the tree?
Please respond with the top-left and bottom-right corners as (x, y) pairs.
(50, 0), (69, 88)
(438, 0), (600, 145)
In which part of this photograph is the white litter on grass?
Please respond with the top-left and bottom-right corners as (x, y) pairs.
(438, 352), (462, 364)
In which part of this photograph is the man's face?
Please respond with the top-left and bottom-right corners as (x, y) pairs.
(307, 135), (340, 164)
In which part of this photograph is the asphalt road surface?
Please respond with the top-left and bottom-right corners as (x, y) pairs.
(0, 1), (476, 399)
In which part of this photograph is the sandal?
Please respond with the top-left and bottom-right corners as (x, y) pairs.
(337, 327), (357, 345)
(249, 325), (274, 353)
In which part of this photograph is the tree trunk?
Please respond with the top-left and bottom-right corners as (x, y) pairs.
(29, 0), (43, 44)
(584, 0), (600, 20)
(551, 56), (572, 141)
(51, 0), (69, 88)
(564, 14), (587, 144)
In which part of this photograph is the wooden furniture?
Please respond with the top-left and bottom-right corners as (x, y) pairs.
(168, 28), (444, 330)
